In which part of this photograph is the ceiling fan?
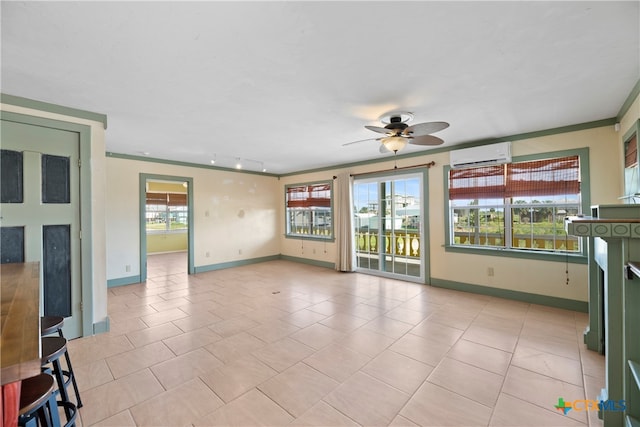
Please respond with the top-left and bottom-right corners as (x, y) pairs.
(344, 112), (449, 154)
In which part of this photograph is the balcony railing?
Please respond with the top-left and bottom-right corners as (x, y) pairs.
(453, 232), (580, 251)
(356, 231), (421, 258)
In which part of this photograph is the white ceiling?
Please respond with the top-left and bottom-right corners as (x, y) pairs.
(2, 1), (638, 174)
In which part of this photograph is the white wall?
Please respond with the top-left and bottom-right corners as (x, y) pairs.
(280, 124), (622, 303)
(105, 157), (280, 280)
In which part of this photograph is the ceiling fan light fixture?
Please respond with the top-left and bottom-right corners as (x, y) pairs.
(382, 136), (408, 153)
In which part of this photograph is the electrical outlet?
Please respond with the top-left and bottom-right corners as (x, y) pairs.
(125, 264), (131, 273)
(238, 249), (242, 255)
(205, 251), (210, 257)
(313, 249), (316, 254)
(487, 267), (494, 277)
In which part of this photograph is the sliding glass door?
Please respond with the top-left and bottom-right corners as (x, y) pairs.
(353, 171), (425, 282)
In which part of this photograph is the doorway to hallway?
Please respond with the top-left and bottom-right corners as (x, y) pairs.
(139, 174), (195, 282)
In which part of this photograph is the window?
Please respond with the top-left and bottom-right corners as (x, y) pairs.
(624, 131), (639, 199)
(285, 182), (332, 239)
(146, 192), (188, 233)
(448, 155), (582, 254)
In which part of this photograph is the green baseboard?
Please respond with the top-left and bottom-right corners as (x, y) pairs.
(429, 277), (588, 312)
(279, 255), (335, 270)
(194, 255), (281, 273)
(92, 317), (110, 334)
(107, 275), (141, 288)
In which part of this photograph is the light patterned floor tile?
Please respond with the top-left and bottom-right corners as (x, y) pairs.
(279, 309), (328, 328)
(252, 337), (315, 372)
(389, 415), (421, 426)
(140, 307), (189, 327)
(90, 410), (136, 427)
(171, 309), (223, 332)
(194, 389), (294, 426)
(246, 319), (300, 343)
(489, 393), (586, 426)
(399, 382), (492, 426)
(162, 326), (223, 355)
(390, 333), (451, 366)
(323, 371), (410, 426)
(208, 316), (261, 337)
(290, 323), (346, 350)
(150, 347), (224, 389)
(204, 331), (267, 363)
(319, 312), (369, 332)
(410, 318), (464, 345)
(362, 349), (434, 394)
(74, 256), (603, 427)
(258, 362), (339, 417)
(427, 357), (504, 407)
(303, 343), (371, 382)
(512, 345), (584, 386)
(105, 340), (175, 379)
(125, 322), (183, 347)
(72, 359), (114, 392)
(446, 338), (512, 375)
(338, 328), (396, 358)
(290, 401), (359, 426)
(362, 316), (414, 339)
(130, 378), (224, 426)
(501, 365), (588, 424)
(462, 324), (520, 352)
(199, 355), (278, 403)
(78, 369), (164, 426)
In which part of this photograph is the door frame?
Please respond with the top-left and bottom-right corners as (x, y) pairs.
(353, 168), (431, 284)
(1, 110), (95, 336)
(139, 173), (195, 282)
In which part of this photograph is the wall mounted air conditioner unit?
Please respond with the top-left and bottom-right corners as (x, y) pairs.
(449, 141), (512, 169)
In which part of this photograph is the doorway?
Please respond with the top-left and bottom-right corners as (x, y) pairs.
(139, 174), (194, 282)
(353, 170), (428, 282)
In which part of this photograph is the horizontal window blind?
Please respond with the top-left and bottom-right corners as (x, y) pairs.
(449, 156), (579, 200)
(286, 184), (331, 208)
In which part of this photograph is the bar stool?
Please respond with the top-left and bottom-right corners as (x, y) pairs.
(40, 316), (82, 409)
(40, 316), (64, 337)
(18, 373), (77, 427)
(41, 337), (80, 425)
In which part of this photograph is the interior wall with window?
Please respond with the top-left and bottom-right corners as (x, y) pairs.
(105, 156), (280, 281)
(433, 126), (620, 303)
(280, 124), (621, 304)
(620, 91), (640, 200)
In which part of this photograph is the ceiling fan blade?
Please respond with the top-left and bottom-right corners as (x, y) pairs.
(403, 121), (449, 136)
(342, 137), (381, 146)
(408, 134), (444, 145)
(365, 125), (394, 135)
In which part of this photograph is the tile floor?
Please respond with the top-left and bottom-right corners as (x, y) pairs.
(67, 252), (605, 426)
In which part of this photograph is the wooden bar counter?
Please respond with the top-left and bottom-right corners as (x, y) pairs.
(1, 262), (41, 427)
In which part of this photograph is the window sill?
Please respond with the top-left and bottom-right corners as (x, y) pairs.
(146, 229), (188, 235)
(444, 244), (587, 264)
(285, 234), (335, 243)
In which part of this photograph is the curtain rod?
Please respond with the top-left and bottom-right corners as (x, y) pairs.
(331, 161), (436, 179)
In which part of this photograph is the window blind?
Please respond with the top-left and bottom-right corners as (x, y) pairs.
(286, 184), (331, 208)
(449, 155), (580, 200)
